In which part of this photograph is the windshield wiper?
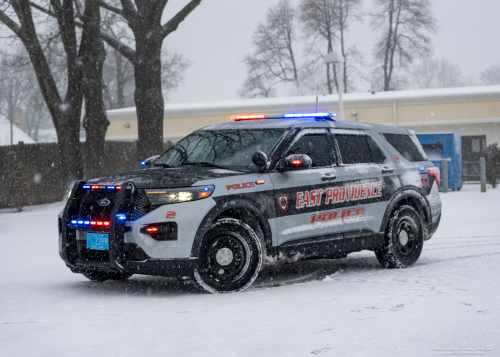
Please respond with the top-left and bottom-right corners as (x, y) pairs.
(181, 161), (232, 170)
(152, 163), (174, 168)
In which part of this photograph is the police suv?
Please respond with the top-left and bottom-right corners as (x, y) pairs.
(59, 113), (442, 293)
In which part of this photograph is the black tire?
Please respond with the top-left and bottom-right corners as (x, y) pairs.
(375, 205), (424, 268)
(82, 270), (133, 282)
(193, 218), (262, 293)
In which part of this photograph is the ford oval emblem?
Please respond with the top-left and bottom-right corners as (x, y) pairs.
(98, 199), (111, 207)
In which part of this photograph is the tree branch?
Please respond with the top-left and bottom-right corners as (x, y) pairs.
(0, 9), (22, 37)
(29, 1), (136, 63)
(99, 1), (123, 16)
(119, 0), (136, 22)
(29, 1), (57, 17)
(160, 0), (202, 39)
(99, 28), (136, 63)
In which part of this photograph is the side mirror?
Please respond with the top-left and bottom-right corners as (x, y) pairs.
(283, 154), (312, 170)
(252, 151), (269, 167)
(141, 155), (160, 166)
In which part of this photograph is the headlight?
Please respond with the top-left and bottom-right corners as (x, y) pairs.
(145, 185), (214, 205)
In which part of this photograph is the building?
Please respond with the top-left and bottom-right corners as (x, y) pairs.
(106, 85), (500, 179)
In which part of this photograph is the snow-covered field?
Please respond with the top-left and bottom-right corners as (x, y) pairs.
(1, 185), (498, 357)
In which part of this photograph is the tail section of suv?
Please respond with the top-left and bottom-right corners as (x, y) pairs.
(59, 113), (441, 293)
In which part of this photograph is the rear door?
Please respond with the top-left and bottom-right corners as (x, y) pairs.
(269, 129), (344, 247)
(329, 129), (397, 243)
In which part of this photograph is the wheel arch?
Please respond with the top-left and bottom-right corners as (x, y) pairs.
(379, 187), (432, 240)
(190, 197), (273, 258)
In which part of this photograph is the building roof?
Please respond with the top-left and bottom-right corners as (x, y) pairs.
(107, 85), (500, 120)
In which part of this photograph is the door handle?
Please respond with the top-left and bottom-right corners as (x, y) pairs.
(322, 173), (337, 181)
(381, 166), (394, 174)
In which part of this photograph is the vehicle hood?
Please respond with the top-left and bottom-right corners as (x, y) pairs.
(85, 166), (245, 189)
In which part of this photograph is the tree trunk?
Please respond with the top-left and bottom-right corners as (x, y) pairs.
(115, 50), (126, 108)
(81, 0), (109, 179)
(134, 40), (164, 160)
(9, 0), (84, 183)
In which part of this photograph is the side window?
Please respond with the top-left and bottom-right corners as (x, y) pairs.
(335, 133), (385, 164)
(287, 134), (333, 167)
(335, 134), (371, 164)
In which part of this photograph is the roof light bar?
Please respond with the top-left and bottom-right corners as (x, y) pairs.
(230, 114), (266, 121)
(231, 112), (338, 121)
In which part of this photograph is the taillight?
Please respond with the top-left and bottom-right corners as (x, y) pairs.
(427, 167), (441, 187)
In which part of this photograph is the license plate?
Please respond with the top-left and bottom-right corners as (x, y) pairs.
(87, 233), (109, 250)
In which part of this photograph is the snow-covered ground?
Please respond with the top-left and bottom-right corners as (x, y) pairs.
(1, 185), (498, 357)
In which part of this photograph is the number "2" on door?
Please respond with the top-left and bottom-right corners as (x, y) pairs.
(166, 211), (176, 219)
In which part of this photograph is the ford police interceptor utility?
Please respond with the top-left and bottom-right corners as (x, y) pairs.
(59, 112), (442, 293)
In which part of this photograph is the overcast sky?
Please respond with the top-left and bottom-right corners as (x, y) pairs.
(162, 0), (500, 104)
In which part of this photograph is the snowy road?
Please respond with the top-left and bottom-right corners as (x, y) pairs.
(1, 185), (499, 357)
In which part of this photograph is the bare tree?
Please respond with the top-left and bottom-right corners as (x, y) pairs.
(0, 0), (85, 182)
(370, 0), (438, 91)
(300, 0), (337, 94)
(97, 0), (202, 159)
(0, 47), (52, 143)
(161, 50), (190, 100)
(103, 47), (190, 109)
(79, 0), (109, 178)
(479, 64), (500, 85)
(300, 0), (363, 94)
(239, 57), (279, 98)
(103, 49), (135, 109)
(240, 0), (301, 98)
(411, 57), (463, 89)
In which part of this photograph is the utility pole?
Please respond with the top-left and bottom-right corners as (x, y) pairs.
(9, 77), (13, 145)
(324, 52), (345, 121)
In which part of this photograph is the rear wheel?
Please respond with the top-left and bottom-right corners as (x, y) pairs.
(194, 218), (262, 293)
(82, 270), (133, 282)
(375, 205), (424, 268)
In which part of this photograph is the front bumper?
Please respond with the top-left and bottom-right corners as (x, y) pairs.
(59, 181), (212, 278)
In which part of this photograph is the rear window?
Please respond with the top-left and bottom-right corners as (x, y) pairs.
(335, 134), (386, 164)
(381, 133), (427, 162)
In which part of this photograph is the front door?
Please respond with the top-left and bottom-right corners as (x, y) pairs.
(269, 129), (343, 247)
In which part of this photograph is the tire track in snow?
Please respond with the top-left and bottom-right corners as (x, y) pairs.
(418, 251), (500, 265)
(430, 235), (500, 240)
(424, 243), (500, 251)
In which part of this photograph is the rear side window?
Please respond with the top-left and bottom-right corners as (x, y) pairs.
(382, 133), (427, 162)
(335, 134), (385, 164)
(287, 134), (333, 167)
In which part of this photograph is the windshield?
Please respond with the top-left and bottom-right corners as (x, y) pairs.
(155, 129), (286, 171)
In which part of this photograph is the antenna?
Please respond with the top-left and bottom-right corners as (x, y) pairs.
(316, 85), (318, 112)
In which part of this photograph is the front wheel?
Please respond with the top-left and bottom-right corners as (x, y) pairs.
(375, 205), (424, 268)
(82, 270), (133, 282)
(194, 218), (262, 293)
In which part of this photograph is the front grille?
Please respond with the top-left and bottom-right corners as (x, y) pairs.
(130, 189), (153, 220)
(71, 189), (121, 221)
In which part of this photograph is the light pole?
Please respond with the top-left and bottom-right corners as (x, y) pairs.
(324, 51), (345, 121)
